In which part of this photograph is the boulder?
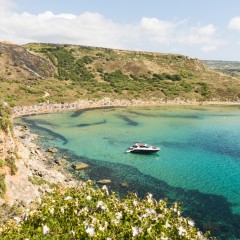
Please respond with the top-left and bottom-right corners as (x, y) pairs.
(47, 147), (58, 153)
(120, 182), (128, 188)
(72, 163), (89, 170)
(97, 179), (112, 184)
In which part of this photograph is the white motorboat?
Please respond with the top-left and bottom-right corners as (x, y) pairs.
(126, 142), (160, 154)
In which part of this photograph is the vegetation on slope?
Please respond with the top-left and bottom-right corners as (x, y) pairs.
(0, 181), (208, 239)
(0, 100), (13, 133)
(0, 42), (239, 107)
(0, 100), (18, 198)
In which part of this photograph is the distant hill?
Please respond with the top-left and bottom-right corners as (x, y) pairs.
(0, 42), (240, 106)
(203, 60), (240, 77)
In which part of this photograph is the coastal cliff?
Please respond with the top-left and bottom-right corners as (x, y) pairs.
(0, 100), (79, 220)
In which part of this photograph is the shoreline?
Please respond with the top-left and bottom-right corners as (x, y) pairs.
(13, 98), (240, 118)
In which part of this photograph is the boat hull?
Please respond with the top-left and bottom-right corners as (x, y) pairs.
(128, 149), (160, 154)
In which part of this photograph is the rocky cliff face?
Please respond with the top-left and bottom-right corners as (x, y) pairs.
(0, 42), (55, 81)
(0, 102), (79, 209)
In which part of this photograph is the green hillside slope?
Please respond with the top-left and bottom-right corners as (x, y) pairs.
(0, 42), (239, 106)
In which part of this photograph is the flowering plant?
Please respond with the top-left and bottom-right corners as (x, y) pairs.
(0, 181), (208, 239)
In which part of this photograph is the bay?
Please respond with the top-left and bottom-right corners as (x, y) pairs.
(16, 105), (240, 239)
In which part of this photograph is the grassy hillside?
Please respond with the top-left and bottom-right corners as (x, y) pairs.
(0, 42), (240, 106)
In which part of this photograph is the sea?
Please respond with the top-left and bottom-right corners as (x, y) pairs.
(15, 105), (240, 239)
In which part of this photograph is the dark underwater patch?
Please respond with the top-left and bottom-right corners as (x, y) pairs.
(125, 110), (158, 117)
(158, 113), (201, 119)
(188, 131), (240, 160)
(116, 114), (138, 126)
(29, 119), (59, 127)
(70, 106), (119, 118)
(21, 118), (68, 145)
(75, 119), (106, 128)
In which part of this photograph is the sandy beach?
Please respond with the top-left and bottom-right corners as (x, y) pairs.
(13, 98), (240, 118)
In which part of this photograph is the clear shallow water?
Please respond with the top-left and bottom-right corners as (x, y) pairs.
(16, 105), (240, 239)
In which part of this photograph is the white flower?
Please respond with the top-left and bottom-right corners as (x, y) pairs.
(146, 208), (156, 215)
(49, 207), (54, 215)
(24, 213), (29, 220)
(132, 226), (139, 237)
(70, 230), (75, 236)
(64, 196), (72, 201)
(97, 200), (104, 208)
(99, 225), (105, 231)
(43, 225), (50, 235)
(13, 216), (21, 224)
(115, 212), (122, 220)
(112, 218), (120, 225)
(188, 219), (195, 227)
(60, 207), (65, 214)
(197, 231), (204, 238)
(147, 226), (152, 234)
(102, 185), (109, 195)
(86, 226), (95, 237)
(97, 201), (107, 211)
(132, 226), (142, 237)
(86, 195), (92, 201)
(147, 193), (153, 203)
(133, 199), (138, 206)
(164, 221), (171, 228)
(178, 226), (186, 236)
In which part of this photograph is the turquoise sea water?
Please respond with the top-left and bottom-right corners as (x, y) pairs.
(16, 105), (240, 239)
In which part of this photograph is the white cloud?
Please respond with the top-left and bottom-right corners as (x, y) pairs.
(139, 17), (175, 44)
(228, 16), (240, 30)
(0, 0), (15, 12)
(0, 6), (227, 58)
(197, 24), (216, 36)
(201, 45), (217, 53)
(140, 17), (174, 32)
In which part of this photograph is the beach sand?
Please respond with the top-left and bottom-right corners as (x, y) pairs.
(13, 98), (240, 118)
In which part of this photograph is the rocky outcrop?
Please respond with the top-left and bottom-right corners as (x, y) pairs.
(0, 123), (81, 207)
(0, 42), (55, 80)
(2, 126), (80, 206)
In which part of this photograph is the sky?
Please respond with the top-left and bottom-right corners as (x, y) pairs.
(1, 0), (240, 61)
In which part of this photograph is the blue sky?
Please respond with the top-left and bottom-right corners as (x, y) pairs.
(1, 0), (240, 60)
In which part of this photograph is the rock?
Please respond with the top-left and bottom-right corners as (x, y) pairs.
(97, 179), (112, 184)
(72, 163), (89, 170)
(47, 147), (58, 153)
(120, 182), (128, 188)
(53, 158), (61, 165)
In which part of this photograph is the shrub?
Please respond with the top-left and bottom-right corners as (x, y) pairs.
(0, 181), (208, 239)
(0, 174), (6, 198)
(0, 158), (5, 168)
(5, 156), (18, 175)
(0, 100), (13, 133)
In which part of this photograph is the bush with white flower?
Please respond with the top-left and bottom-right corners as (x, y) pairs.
(0, 181), (208, 239)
